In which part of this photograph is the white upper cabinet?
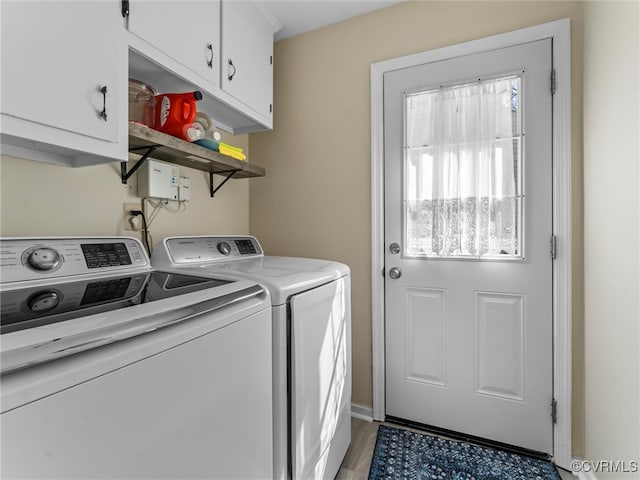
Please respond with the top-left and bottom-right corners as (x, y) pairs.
(221, 1), (274, 120)
(0, 0), (279, 168)
(127, 1), (221, 92)
(128, 0), (280, 134)
(1, 1), (128, 166)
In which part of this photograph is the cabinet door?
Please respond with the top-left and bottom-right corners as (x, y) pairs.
(221, 1), (273, 119)
(1, 1), (124, 146)
(128, 1), (220, 90)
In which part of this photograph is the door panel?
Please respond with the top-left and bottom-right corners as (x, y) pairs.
(128, 1), (221, 90)
(1, 1), (122, 143)
(221, 0), (273, 118)
(384, 39), (553, 454)
(475, 291), (525, 400)
(405, 287), (447, 386)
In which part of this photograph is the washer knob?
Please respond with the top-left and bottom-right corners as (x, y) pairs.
(27, 248), (62, 271)
(26, 291), (60, 312)
(217, 241), (232, 256)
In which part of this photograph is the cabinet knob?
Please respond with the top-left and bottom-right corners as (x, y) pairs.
(206, 43), (214, 69)
(228, 58), (236, 81)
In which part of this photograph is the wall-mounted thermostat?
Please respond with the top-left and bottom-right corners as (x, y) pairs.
(138, 159), (179, 200)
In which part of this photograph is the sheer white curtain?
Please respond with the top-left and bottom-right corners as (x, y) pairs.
(404, 76), (522, 258)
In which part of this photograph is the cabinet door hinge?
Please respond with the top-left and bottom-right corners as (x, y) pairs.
(551, 398), (558, 424)
(270, 55), (273, 66)
(269, 104), (272, 114)
(550, 235), (557, 260)
(551, 69), (557, 95)
(121, 0), (130, 18)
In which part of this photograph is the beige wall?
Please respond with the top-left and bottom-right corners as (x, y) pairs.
(0, 132), (251, 241)
(583, 1), (640, 475)
(250, 0), (586, 455)
(4, 0), (637, 468)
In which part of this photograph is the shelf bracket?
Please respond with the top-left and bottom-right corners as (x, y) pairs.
(121, 145), (160, 184)
(210, 170), (240, 197)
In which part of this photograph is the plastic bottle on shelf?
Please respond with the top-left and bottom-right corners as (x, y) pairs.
(181, 122), (205, 142)
(155, 91), (203, 141)
(194, 111), (222, 150)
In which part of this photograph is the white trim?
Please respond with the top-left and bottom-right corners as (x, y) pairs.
(351, 403), (374, 422)
(371, 60), (386, 423)
(570, 459), (599, 480)
(573, 472), (598, 480)
(370, 18), (572, 469)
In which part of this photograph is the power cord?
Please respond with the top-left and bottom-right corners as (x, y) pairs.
(130, 210), (151, 256)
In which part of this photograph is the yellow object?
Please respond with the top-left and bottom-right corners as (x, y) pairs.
(219, 141), (244, 153)
(219, 142), (246, 161)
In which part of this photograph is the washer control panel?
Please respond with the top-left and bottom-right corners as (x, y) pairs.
(0, 237), (149, 284)
(164, 236), (263, 265)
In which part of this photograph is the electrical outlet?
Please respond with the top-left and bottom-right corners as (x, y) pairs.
(123, 202), (142, 231)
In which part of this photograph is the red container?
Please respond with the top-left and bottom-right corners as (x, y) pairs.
(155, 91), (203, 140)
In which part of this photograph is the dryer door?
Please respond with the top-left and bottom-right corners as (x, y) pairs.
(290, 277), (352, 480)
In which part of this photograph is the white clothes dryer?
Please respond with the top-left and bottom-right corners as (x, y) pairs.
(152, 236), (352, 480)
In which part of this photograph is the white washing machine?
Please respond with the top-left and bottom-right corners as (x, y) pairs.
(1, 237), (273, 479)
(152, 236), (352, 480)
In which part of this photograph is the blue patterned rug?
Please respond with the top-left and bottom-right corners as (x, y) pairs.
(368, 425), (561, 480)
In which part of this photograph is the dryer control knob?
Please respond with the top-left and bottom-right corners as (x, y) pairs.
(27, 248), (62, 271)
(217, 241), (232, 256)
(26, 291), (60, 312)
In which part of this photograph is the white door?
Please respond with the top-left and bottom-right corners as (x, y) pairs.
(1, 0), (123, 143)
(128, 0), (221, 90)
(221, 0), (274, 119)
(384, 39), (553, 454)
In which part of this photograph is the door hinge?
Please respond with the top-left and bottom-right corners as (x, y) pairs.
(550, 69), (557, 95)
(551, 398), (558, 424)
(121, 0), (130, 18)
(550, 235), (557, 260)
(382, 267), (385, 277)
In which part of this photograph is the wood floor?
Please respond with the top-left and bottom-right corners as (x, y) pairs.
(335, 417), (574, 480)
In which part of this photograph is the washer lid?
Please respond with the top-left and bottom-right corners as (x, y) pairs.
(194, 256), (349, 305)
(1, 271), (232, 334)
(0, 275), (266, 376)
(153, 236), (350, 305)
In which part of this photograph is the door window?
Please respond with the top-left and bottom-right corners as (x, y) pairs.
(404, 75), (523, 259)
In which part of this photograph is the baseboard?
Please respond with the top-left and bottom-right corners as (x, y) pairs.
(351, 403), (374, 422)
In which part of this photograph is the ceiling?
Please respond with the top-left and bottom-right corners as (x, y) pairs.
(263, 0), (405, 41)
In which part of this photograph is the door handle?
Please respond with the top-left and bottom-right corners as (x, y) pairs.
(228, 58), (236, 81)
(206, 43), (214, 69)
(389, 267), (402, 279)
(98, 85), (108, 121)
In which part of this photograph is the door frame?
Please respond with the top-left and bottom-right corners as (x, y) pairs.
(370, 19), (572, 468)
